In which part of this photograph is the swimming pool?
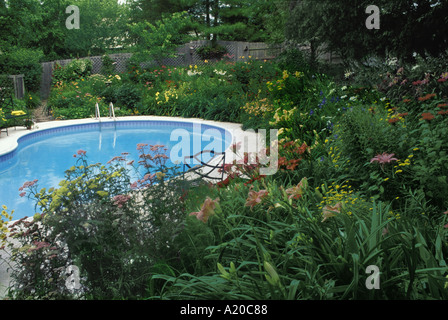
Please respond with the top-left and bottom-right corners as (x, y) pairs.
(0, 120), (232, 220)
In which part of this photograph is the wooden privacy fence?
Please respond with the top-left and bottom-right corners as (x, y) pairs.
(39, 40), (284, 99)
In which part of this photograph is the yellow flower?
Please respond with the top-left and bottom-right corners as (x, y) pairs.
(156, 172), (166, 180)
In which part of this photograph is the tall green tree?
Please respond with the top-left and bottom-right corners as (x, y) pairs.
(128, 11), (193, 64)
(285, 0), (448, 63)
(181, 0), (272, 45)
(129, 0), (188, 24)
(64, 0), (131, 57)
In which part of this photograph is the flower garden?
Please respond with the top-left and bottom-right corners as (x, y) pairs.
(1, 48), (448, 300)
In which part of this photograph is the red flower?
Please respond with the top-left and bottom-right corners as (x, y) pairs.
(217, 176), (232, 188)
(388, 118), (400, 124)
(421, 112), (435, 121)
(418, 93), (436, 102)
(297, 142), (308, 155)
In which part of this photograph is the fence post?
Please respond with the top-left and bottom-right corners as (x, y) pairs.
(7, 75), (25, 99)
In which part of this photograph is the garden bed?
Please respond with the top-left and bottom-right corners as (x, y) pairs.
(1, 52), (448, 300)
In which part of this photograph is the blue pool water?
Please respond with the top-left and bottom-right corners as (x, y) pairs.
(0, 120), (231, 220)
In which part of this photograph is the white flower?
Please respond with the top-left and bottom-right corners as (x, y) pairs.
(341, 86), (347, 91)
(214, 69), (226, 76)
(349, 96), (357, 101)
(387, 57), (398, 66)
(187, 70), (202, 76)
(344, 70), (354, 79)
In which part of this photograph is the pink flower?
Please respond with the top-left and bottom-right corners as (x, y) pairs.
(137, 143), (148, 150)
(113, 194), (131, 208)
(245, 189), (268, 208)
(285, 177), (308, 200)
(370, 153), (398, 166)
(321, 202), (342, 222)
(438, 72), (448, 82)
(231, 142), (242, 153)
(189, 197), (220, 223)
(18, 179), (38, 191)
(77, 149), (86, 156)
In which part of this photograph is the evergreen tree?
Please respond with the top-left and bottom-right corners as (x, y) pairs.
(285, 0), (448, 63)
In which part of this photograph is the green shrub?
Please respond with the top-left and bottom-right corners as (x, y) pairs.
(196, 44), (227, 60)
(100, 54), (116, 76)
(149, 175), (448, 300)
(7, 145), (191, 299)
(0, 47), (43, 92)
(52, 59), (93, 84)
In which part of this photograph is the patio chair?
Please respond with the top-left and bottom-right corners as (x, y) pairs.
(0, 87), (27, 136)
(183, 149), (226, 182)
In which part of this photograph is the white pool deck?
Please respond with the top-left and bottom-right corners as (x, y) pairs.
(0, 115), (269, 299)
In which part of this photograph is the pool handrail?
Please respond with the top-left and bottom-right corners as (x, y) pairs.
(95, 102), (101, 121)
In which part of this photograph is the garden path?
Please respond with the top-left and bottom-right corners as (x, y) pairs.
(33, 100), (52, 123)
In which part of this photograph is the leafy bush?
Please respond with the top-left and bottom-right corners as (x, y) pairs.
(52, 59), (93, 84)
(148, 175), (448, 300)
(196, 44), (227, 60)
(100, 54), (116, 76)
(349, 52), (448, 105)
(0, 47), (43, 92)
(6, 145), (192, 299)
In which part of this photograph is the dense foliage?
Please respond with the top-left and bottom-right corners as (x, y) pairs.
(1, 0), (448, 302)
(2, 49), (448, 300)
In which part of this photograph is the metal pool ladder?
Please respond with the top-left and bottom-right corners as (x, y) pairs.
(95, 102), (117, 150)
(95, 102), (116, 121)
(108, 102), (116, 120)
(95, 102), (101, 121)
